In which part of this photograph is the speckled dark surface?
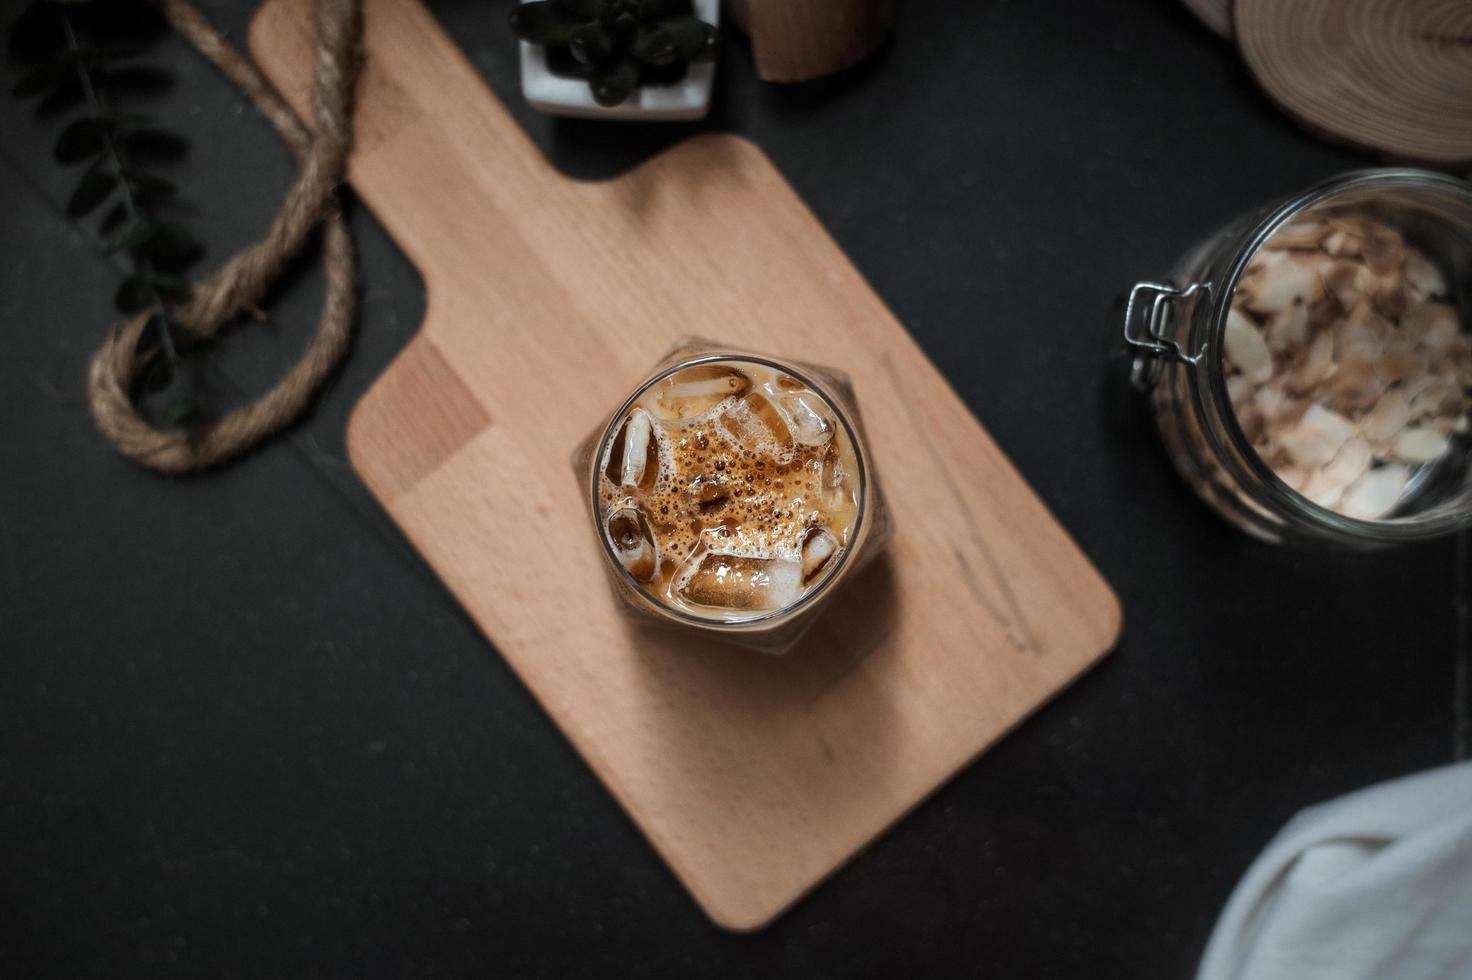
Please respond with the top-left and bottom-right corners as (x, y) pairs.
(1, 0), (1467, 976)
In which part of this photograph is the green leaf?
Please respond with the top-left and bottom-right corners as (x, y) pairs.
(569, 23), (615, 66)
(666, 17), (717, 62)
(114, 271), (152, 313)
(100, 201), (129, 235)
(133, 348), (173, 396)
(632, 26), (676, 66)
(11, 57), (74, 96)
(107, 219), (158, 255)
(545, 45), (594, 78)
(118, 127), (187, 163)
(162, 395), (196, 426)
(35, 76), (83, 115)
(66, 167), (116, 217)
(149, 274), (192, 303)
(141, 223), (200, 272)
(590, 57), (638, 106)
(129, 313), (171, 387)
(508, 2), (582, 47)
(125, 171), (177, 200)
(142, 311), (176, 355)
(54, 116), (106, 163)
(135, 310), (170, 353)
(610, 9), (637, 38)
(637, 0), (692, 20)
(693, 23), (719, 62)
(136, 329), (199, 428)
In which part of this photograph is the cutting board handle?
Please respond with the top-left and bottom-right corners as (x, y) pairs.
(250, 0), (570, 284)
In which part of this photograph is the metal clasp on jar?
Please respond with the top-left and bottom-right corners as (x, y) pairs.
(1123, 280), (1212, 389)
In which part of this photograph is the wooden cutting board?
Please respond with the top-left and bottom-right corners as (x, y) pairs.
(250, 0), (1121, 930)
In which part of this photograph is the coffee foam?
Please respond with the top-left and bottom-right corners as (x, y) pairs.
(597, 360), (861, 621)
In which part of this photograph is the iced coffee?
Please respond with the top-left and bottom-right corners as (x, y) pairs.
(592, 355), (867, 626)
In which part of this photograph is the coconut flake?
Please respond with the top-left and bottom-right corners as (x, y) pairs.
(1392, 426), (1449, 464)
(1279, 405), (1354, 468)
(1225, 309), (1274, 383)
(1340, 466), (1409, 520)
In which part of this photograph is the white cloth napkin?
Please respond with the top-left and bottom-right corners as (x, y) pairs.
(1197, 761), (1472, 980)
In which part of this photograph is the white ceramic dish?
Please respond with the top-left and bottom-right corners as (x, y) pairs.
(517, 0), (719, 121)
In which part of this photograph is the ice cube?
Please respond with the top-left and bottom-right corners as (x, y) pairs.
(604, 408), (659, 490)
(812, 444), (852, 508)
(819, 444), (845, 489)
(743, 391), (793, 446)
(651, 364), (751, 420)
(800, 526), (839, 583)
(776, 392), (835, 447)
(676, 552), (802, 612)
(605, 506), (659, 582)
(718, 392), (792, 455)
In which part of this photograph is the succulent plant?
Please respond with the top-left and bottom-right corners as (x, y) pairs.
(509, 0), (718, 108)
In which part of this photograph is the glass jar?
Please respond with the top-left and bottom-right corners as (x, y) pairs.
(573, 339), (891, 653)
(1125, 169), (1472, 546)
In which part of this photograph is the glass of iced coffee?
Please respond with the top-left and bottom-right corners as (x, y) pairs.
(576, 341), (888, 654)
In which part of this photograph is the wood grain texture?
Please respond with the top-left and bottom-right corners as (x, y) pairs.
(1236, 0), (1472, 164)
(727, 0), (896, 82)
(250, 0), (1120, 930)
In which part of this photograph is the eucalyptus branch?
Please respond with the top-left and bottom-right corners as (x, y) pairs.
(10, 0), (202, 423)
(58, 5), (180, 371)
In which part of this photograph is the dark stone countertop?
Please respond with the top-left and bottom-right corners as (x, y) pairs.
(1, 0), (1465, 976)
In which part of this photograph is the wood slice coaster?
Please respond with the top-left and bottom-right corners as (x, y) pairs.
(1236, 0), (1472, 164)
(250, 0), (1120, 930)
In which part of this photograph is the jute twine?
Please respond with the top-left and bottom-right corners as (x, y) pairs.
(87, 0), (363, 474)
